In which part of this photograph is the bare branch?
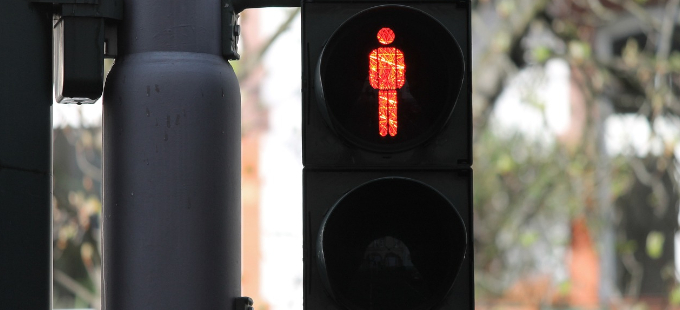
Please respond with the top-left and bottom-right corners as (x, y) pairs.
(76, 144), (102, 183)
(656, 0), (680, 62)
(587, 0), (616, 21)
(620, 251), (643, 297)
(54, 269), (99, 309)
(472, 0), (550, 142)
(616, 0), (662, 32)
(238, 8), (301, 81)
(654, 0), (680, 90)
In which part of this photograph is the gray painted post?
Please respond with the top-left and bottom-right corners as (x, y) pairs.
(102, 0), (242, 308)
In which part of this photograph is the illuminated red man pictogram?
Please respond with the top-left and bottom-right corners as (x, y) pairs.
(369, 27), (405, 137)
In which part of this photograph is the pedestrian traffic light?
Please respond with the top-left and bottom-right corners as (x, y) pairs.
(302, 1), (472, 310)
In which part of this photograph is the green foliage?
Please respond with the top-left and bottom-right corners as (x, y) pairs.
(646, 231), (665, 259)
(473, 128), (577, 293)
(472, 0), (680, 303)
(557, 280), (572, 296)
(618, 239), (638, 255)
(519, 230), (539, 247)
(670, 286), (680, 306)
(532, 46), (552, 64)
(568, 40), (591, 63)
(53, 126), (102, 309)
(668, 52), (680, 72)
(496, 0), (516, 17)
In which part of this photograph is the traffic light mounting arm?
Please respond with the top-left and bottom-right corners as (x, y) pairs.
(222, 0), (300, 60)
(28, 0), (122, 58)
(27, 0), (302, 97)
(28, 0), (123, 20)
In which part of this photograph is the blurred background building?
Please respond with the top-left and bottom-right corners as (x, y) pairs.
(51, 1), (679, 309)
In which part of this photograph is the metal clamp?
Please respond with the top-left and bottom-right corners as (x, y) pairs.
(221, 0), (301, 61)
(222, 0), (241, 61)
(235, 296), (254, 310)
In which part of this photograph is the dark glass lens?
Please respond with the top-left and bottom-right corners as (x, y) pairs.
(318, 178), (467, 310)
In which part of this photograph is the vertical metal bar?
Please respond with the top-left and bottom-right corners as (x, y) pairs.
(597, 98), (616, 305)
(102, 0), (241, 308)
(0, 2), (53, 309)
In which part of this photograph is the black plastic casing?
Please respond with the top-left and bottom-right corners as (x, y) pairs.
(303, 169), (473, 310)
(302, 1), (473, 310)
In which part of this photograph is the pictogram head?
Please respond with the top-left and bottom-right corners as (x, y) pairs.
(377, 28), (395, 45)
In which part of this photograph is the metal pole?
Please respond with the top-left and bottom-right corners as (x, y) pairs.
(102, 0), (241, 308)
(0, 2), (52, 308)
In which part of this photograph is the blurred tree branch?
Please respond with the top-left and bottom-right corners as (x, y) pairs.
(238, 8), (300, 82)
(54, 269), (99, 310)
(473, 0), (680, 304)
(472, 0), (550, 143)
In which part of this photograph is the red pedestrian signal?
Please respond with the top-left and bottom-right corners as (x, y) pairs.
(313, 5), (466, 153)
(369, 27), (405, 137)
(303, 2), (472, 310)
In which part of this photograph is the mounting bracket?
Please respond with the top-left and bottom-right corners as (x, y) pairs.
(28, 0), (123, 104)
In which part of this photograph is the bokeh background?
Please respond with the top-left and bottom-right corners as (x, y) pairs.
(52, 1), (680, 309)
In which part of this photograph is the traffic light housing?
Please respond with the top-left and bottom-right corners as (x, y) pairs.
(302, 1), (472, 310)
(38, 0), (123, 104)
